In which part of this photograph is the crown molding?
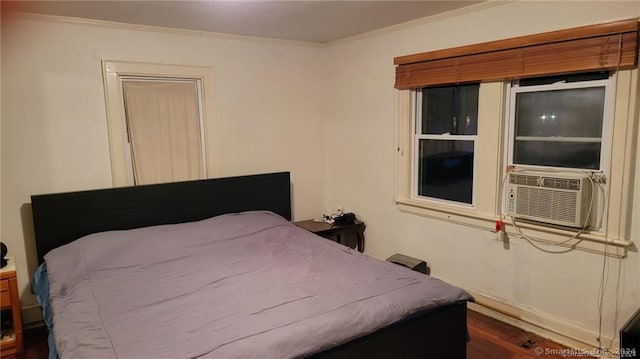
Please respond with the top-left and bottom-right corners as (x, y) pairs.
(325, 0), (513, 47)
(2, 11), (323, 48)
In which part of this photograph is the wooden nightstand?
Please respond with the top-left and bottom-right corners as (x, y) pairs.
(295, 219), (366, 252)
(0, 257), (24, 357)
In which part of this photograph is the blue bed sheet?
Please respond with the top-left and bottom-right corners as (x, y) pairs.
(30, 263), (58, 359)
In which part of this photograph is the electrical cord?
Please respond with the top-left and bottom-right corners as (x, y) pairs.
(501, 62), (624, 350)
(599, 44), (628, 351)
(500, 166), (622, 348)
(608, 257), (624, 349)
(597, 242), (609, 349)
(502, 168), (614, 348)
(512, 216), (583, 254)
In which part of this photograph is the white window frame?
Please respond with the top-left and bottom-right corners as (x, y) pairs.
(503, 75), (616, 233)
(396, 83), (505, 225)
(411, 89), (478, 208)
(102, 60), (219, 186)
(505, 75), (616, 174)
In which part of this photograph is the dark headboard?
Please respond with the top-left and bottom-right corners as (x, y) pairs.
(31, 172), (291, 264)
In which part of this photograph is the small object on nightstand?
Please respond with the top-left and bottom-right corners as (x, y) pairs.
(295, 218), (366, 252)
(0, 243), (7, 268)
(1, 257), (24, 357)
(386, 253), (429, 275)
(333, 212), (356, 225)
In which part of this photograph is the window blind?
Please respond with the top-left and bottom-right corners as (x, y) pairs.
(394, 19), (639, 89)
(123, 80), (205, 185)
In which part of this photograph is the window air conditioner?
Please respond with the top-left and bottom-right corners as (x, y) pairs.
(506, 172), (592, 228)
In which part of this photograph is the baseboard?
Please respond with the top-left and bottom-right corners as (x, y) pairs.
(364, 253), (619, 353)
(468, 290), (620, 356)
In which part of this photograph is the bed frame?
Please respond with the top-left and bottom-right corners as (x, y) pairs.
(30, 171), (469, 358)
(31, 172), (292, 264)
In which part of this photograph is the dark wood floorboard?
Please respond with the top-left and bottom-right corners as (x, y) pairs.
(6, 310), (576, 358)
(467, 309), (574, 359)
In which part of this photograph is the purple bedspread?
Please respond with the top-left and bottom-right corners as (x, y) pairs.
(45, 211), (471, 359)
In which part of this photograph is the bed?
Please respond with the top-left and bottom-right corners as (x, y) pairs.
(30, 172), (472, 359)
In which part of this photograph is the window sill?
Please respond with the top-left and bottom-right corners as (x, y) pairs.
(396, 197), (631, 258)
(397, 197), (492, 227)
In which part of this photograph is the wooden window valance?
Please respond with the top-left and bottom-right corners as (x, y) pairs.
(394, 19), (639, 89)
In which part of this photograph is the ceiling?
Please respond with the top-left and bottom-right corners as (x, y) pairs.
(2, 1), (482, 43)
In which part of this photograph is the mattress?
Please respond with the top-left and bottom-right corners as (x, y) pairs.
(43, 211), (472, 359)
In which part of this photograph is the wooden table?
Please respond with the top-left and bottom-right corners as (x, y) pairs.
(1, 257), (24, 358)
(295, 219), (366, 252)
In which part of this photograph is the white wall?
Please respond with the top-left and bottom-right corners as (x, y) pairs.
(2, 0), (640, 348)
(1, 15), (326, 315)
(324, 1), (640, 348)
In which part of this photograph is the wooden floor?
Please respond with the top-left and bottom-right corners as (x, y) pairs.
(467, 309), (574, 358)
(8, 309), (572, 358)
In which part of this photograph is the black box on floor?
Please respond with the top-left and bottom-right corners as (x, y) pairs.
(386, 253), (428, 274)
(621, 307), (640, 359)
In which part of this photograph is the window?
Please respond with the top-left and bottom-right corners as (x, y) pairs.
(397, 73), (636, 256)
(414, 84), (479, 205)
(102, 61), (219, 186)
(506, 73), (614, 172)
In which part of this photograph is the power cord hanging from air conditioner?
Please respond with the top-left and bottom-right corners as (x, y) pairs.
(496, 165), (623, 350)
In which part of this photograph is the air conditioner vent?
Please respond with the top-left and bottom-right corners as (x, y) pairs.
(510, 174), (539, 186)
(542, 177), (581, 190)
(507, 172), (591, 228)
